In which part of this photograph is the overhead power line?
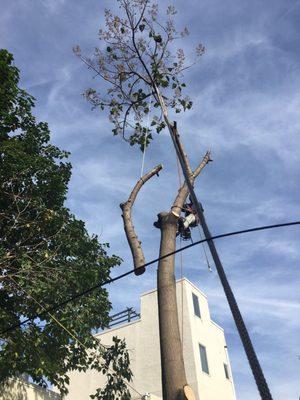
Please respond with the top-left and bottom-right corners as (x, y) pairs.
(1, 220), (299, 336)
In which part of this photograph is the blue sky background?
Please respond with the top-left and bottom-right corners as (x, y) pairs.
(1, 0), (300, 398)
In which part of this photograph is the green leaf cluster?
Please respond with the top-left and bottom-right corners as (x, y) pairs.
(90, 337), (133, 400)
(0, 49), (131, 398)
(76, 0), (202, 151)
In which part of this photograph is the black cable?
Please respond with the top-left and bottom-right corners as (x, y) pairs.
(172, 124), (273, 397)
(1, 220), (299, 336)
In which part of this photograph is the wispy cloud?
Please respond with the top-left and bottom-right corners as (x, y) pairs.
(1, 0), (299, 398)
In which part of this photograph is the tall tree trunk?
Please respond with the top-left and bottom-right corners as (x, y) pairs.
(120, 152), (210, 399)
(156, 212), (187, 400)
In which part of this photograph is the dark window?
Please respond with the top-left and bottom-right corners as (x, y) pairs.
(199, 344), (209, 374)
(192, 293), (201, 318)
(224, 363), (230, 379)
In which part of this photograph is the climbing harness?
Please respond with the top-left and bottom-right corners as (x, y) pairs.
(177, 198), (202, 241)
(178, 203), (212, 271)
(175, 164), (212, 272)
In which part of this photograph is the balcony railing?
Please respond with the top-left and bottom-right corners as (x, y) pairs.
(108, 307), (140, 328)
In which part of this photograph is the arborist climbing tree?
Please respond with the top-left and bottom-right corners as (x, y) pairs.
(75, 1), (273, 399)
(177, 196), (204, 241)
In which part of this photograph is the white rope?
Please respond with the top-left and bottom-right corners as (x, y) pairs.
(176, 156), (212, 273)
(176, 157), (185, 345)
(140, 95), (152, 178)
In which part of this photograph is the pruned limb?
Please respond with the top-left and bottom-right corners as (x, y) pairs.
(171, 150), (212, 218)
(120, 164), (163, 275)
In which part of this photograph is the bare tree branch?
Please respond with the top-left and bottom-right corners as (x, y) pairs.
(171, 150), (212, 218)
(120, 163), (163, 275)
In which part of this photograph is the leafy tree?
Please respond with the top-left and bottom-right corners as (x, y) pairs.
(0, 49), (132, 399)
(74, 0), (204, 150)
(75, 1), (209, 398)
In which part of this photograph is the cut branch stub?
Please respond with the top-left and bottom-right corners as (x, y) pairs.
(171, 150), (212, 218)
(120, 164), (163, 275)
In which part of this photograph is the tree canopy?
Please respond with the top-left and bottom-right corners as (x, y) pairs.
(0, 49), (131, 399)
(75, 2), (207, 397)
(74, 0), (204, 149)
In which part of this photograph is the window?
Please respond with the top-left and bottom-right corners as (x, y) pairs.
(224, 363), (230, 379)
(199, 344), (209, 374)
(192, 293), (201, 318)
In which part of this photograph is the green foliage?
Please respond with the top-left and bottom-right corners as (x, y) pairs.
(74, 0), (205, 150)
(90, 337), (132, 400)
(0, 49), (132, 398)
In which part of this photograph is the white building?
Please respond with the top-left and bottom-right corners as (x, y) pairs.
(65, 278), (236, 400)
(0, 377), (61, 400)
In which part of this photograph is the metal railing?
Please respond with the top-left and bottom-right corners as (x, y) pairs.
(108, 307), (140, 328)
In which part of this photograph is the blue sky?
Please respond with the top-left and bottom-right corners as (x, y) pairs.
(1, 0), (300, 398)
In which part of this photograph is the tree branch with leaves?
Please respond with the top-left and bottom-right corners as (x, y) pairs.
(0, 49), (134, 400)
(74, 0), (204, 150)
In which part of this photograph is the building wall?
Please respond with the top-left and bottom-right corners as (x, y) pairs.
(185, 281), (236, 400)
(65, 279), (236, 400)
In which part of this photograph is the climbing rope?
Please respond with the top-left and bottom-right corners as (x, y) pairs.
(197, 224), (212, 272)
(176, 154), (183, 187)
(140, 95), (152, 178)
(176, 153), (210, 273)
(176, 160), (211, 272)
(176, 156), (185, 347)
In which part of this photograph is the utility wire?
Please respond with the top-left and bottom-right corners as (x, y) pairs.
(1, 220), (299, 336)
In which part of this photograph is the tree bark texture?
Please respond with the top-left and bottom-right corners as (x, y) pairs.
(155, 152), (211, 400)
(169, 125), (274, 400)
(120, 164), (162, 275)
(157, 212), (187, 400)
